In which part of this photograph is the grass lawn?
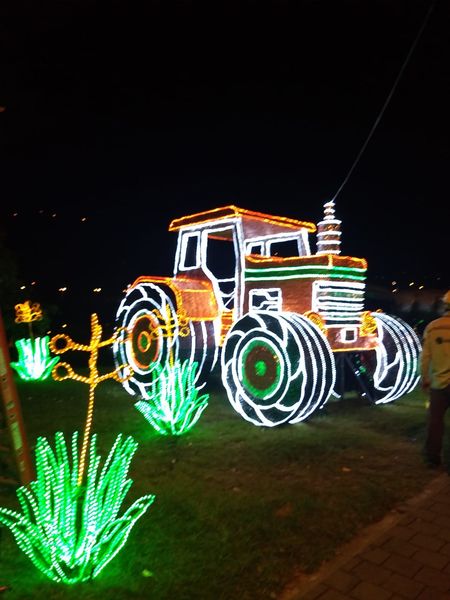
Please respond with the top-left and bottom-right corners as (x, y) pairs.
(0, 367), (443, 599)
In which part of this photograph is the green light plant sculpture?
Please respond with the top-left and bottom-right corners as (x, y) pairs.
(0, 431), (154, 584)
(10, 335), (59, 381)
(0, 314), (155, 584)
(135, 359), (209, 436)
(132, 302), (209, 436)
(10, 301), (59, 381)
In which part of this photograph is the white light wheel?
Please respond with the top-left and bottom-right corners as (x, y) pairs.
(221, 311), (336, 426)
(353, 312), (421, 404)
(114, 281), (216, 397)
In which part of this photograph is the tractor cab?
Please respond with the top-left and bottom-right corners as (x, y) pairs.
(169, 205), (316, 320)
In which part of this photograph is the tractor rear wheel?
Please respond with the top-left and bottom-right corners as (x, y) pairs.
(113, 281), (217, 397)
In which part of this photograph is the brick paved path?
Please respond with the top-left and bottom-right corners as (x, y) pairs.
(281, 472), (450, 600)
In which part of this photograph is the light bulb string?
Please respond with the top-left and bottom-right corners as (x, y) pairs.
(331, 0), (436, 204)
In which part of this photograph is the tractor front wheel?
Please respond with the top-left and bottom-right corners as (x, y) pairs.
(221, 311), (336, 426)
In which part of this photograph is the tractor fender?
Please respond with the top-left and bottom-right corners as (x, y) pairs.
(129, 275), (219, 322)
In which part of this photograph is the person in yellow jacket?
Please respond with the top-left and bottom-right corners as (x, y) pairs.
(421, 290), (450, 467)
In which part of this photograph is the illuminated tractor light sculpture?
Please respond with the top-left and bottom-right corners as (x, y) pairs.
(114, 203), (421, 427)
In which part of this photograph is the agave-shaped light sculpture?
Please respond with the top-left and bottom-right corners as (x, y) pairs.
(0, 431), (155, 584)
(10, 336), (59, 381)
(135, 359), (209, 436)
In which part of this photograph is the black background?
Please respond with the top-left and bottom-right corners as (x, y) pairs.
(1, 0), (449, 332)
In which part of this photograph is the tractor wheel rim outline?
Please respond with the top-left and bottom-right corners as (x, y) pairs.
(239, 337), (282, 400)
(232, 329), (289, 409)
(130, 312), (162, 370)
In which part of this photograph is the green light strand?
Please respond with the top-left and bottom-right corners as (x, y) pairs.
(245, 264), (366, 281)
(10, 336), (60, 381)
(0, 431), (155, 584)
(135, 359), (209, 435)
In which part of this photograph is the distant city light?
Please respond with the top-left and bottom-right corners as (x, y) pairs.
(20, 285), (26, 290)
(409, 282), (414, 286)
(61, 324), (67, 329)
(93, 288), (102, 293)
(391, 281), (397, 286)
(58, 287), (67, 292)
(31, 281), (36, 285)
(81, 217), (87, 222)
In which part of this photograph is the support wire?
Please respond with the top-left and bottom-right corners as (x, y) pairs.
(331, 1), (436, 203)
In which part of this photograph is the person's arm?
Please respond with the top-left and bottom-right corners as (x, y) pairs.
(420, 326), (431, 390)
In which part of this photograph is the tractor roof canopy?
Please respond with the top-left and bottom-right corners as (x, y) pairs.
(169, 205), (316, 241)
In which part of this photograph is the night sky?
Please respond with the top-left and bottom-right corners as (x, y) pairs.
(1, 0), (449, 330)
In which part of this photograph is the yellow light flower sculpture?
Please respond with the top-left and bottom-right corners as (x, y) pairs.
(49, 313), (132, 483)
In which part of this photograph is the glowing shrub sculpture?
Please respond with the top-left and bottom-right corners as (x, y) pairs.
(135, 359), (209, 435)
(0, 431), (154, 584)
(0, 314), (155, 584)
(10, 336), (59, 381)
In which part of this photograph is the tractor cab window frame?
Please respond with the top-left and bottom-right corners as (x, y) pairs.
(246, 233), (310, 258)
(179, 232), (201, 270)
(267, 236), (301, 258)
(246, 242), (265, 256)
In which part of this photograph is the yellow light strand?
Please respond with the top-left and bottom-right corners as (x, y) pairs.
(303, 311), (327, 335)
(169, 204), (317, 233)
(50, 314), (133, 485)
